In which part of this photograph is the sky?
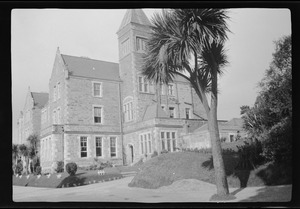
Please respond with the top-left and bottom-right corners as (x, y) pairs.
(11, 8), (291, 143)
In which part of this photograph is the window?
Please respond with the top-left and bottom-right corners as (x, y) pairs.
(94, 106), (102, 124)
(80, 136), (87, 158)
(93, 82), (102, 97)
(160, 131), (177, 152)
(53, 110), (57, 124)
(121, 39), (130, 57)
(168, 84), (175, 96)
(123, 101), (133, 122)
(136, 37), (147, 52)
(160, 84), (165, 95)
(53, 85), (57, 101)
(138, 76), (153, 93)
(185, 108), (190, 119)
(169, 107), (175, 118)
(140, 132), (152, 155)
(57, 107), (60, 124)
(95, 137), (102, 157)
(57, 82), (60, 99)
(110, 137), (117, 157)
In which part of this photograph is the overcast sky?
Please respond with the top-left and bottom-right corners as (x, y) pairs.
(11, 8), (291, 143)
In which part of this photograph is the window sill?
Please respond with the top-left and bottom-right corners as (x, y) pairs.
(139, 91), (155, 95)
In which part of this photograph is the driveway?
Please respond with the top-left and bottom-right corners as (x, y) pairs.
(13, 176), (292, 203)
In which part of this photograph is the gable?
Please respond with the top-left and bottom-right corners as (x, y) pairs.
(61, 54), (120, 81)
(31, 92), (49, 109)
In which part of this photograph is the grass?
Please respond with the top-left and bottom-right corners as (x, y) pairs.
(129, 142), (292, 189)
(13, 167), (123, 188)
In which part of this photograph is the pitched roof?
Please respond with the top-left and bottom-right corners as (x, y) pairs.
(31, 92), (49, 108)
(193, 118), (244, 133)
(61, 54), (120, 81)
(118, 9), (151, 32)
(142, 103), (168, 121)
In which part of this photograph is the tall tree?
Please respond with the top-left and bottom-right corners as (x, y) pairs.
(241, 35), (292, 163)
(142, 9), (231, 197)
(12, 144), (19, 174)
(27, 134), (39, 156)
(18, 144), (30, 174)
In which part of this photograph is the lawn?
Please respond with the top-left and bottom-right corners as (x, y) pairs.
(128, 142), (292, 189)
(13, 167), (124, 188)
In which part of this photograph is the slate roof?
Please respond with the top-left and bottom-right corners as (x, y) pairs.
(194, 118), (244, 133)
(31, 92), (49, 109)
(61, 54), (120, 81)
(118, 9), (151, 32)
(142, 103), (168, 121)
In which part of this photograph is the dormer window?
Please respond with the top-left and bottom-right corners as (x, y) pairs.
(136, 37), (147, 52)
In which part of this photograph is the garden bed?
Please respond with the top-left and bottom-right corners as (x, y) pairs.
(13, 167), (123, 188)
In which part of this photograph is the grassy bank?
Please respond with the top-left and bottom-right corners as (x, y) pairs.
(128, 149), (292, 189)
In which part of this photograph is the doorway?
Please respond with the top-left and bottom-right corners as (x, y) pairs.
(128, 144), (134, 163)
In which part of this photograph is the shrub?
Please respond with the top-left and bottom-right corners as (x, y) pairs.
(55, 161), (64, 173)
(151, 151), (158, 158)
(15, 162), (23, 175)
(160, 149), (169, 154)
(66, 162), (78, 176)
(235, 140), (264, 170)
(220, 137), (227, 143)
(35, 166), (42, 175)
(32, 156), (40, 173)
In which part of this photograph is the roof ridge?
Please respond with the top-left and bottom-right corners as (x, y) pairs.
(61, 54), (118, 65)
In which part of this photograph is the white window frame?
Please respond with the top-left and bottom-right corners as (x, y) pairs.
(53, 85), (57, 101)
(57, 82), (60, 99)
(95, 136), (103, 157)
(168, 83), (175, 96)
(138, 76), (150, 93)
(92, 81), (102, 98)
(160, 131), (177, 152)
(53, 109), (57, 124)
(80, 136), (88, 158)
(139, 132), (152, 155)
(56, 107), (61, 124)
(136, 36), (147, 52)
(121, 38), (130, 57)
(185, 107), (191, 119)
(109, 136), (117, 158)
(168, 106), (176, 118)
(93, 105), (103, 124)
(123, 101), (134, 122)
(160, 83), (166, 95)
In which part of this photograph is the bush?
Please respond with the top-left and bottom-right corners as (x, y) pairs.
(15, 162), (23, 175)
(32, 156), (40, 173)
(220, 137), (227, 143)
(66, 162), (78, 176)
(160, 149), (169, 154)
(55, 161), (64, 173)
(35, 166), (42, 175)
(235, 140), (264, 170)
(151, 151), (158, 158)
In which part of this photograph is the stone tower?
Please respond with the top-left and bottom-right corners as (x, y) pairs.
(117, 9), (155, 125)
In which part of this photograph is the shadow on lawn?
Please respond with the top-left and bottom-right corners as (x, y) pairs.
(202, 154), (252, 188)
(57, 173), (87, 188)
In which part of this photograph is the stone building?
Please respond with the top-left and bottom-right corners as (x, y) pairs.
(18, 9), (244, 173)
(182, 118), (247, 149)
(16, 87), (48, 146)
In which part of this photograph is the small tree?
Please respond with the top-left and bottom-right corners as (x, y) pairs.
(66, 162), (77, 176)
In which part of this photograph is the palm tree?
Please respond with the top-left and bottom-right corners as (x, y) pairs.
(27, 134), (39, 156)
(12, 144), (19, 175)
(18, 144), (30, 174)
(142, 9), (231, 197)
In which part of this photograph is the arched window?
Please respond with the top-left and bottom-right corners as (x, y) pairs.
(123, 97), (134, 122)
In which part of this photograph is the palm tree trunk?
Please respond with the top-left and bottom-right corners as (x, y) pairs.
(207, 108), (229, 196)
(208, 64), (229, 196)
